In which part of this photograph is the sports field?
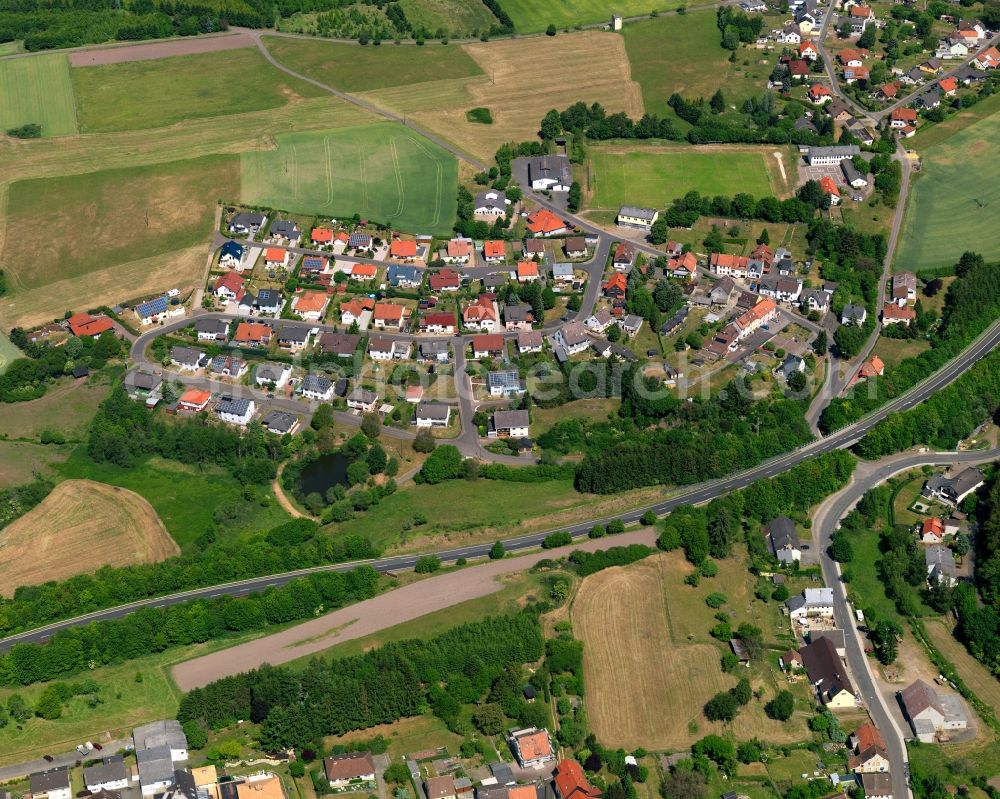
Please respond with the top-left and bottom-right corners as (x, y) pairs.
(397, 0), (498, 37)
(895, 112), (1000, 272)
(0, 53), (78, 137)
(501, 0), (675, 32)
(262, 35), (483, 92)
(241, 124), (457, 233)
(623, 12), (765, 112)
(71, 47), (326, 133)
(0, 479), (179, 596)
(3, 154), (236, 293)
(573, 552), (809, 749)
(587, 145), (777, 209)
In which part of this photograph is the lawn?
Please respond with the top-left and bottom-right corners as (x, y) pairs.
(240, 124), (458, 234)
(531, 398), (620, 430)
(0, 331), (23, 373)
(501, 0), (676, 33)
(924, 617), (1000, 717)
(895, 111), (1000, 272)
(262, 35), (483, 92)
(324, 714), (463, 761)
(397, 0), (499, 37)
(622, 12), (767, 112)
(873, 337), (930, 370)
(0, 375), (110, 439)
(0, 440), (69, 485)
(0, 53), (78, 137)
(586, 144), (778, 210)
(57, 450), (292, 550)
(2, 154), (238, 293)
(70, 48), (326, 133)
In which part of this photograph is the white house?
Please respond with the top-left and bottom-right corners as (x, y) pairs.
(216, 397), (255, 426)
(490, 409), (529, 438)
(555, 322), (591, 355)
(346, 388), (378, 413)
(84, 758), (130, 793)
(415, 402), (451, 428)
(527, 155), (572, 191)
(324, 753), (376, 791)
(30, 769), (72, 799)
(900, 679), (968, 742)
(255, 362), (291, 389)
(766, 516), (801, 564)
(616, 206), (659, 231)
(787, 587), (835, 621)
(474, 189), (508, 217)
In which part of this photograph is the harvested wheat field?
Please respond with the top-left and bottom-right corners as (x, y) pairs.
(0, 479), (178, 596)
(364, 31), (644, 161)
(573, 553), (809, 749)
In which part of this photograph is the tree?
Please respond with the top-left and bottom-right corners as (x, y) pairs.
(813, 330), (828, 356)
(34, 686), (63, 720)
(710, 89), (726, 112)
(347, 460), (371, 486)
(183, 720), (208, 749)
(661, 768), (706, 799)
(7, 694), (30, 723)
(757, 228), (770, 245)
(704, 691), (739, 721)
(311, 403), (335, 430)
(366, 444), (388, 474)
(473, 702), (505, 734)
(736, 739), (763, 763)
(413, 429), (437, 453)
(871, 619), (902, 664)
(731, 677), (752, 706)
(361, 412), (381, 439)
(415, 555), (442, 573)
(568, 181), (582, 212)
(764, 690), (794, 720)
(490, 540), (505, 560)
(546, 23), (557, 35)
(830, 531), (854, 562)
(788, 370), (807, 393)
(419, 445), (463, 484)
(858, 24), (876, 49)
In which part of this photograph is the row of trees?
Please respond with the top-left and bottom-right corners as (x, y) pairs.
(178, 611), (545, 748)
(954, 476), (1000, 675)
(0, 563), (381, 687)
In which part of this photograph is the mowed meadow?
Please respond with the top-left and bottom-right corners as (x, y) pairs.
(0, 53), (78, 137)
(895, 112), (1000, 272)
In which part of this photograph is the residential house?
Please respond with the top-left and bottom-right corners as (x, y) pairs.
(620, 314), (643, 337)
(800, 40), (819, 60)
(420, 340), (450, 362)
(31, 769), (72, 799)
(348, 263), (378, 281)
(564, 236), (588, 258)
(170, 346), (204, 372)
(255, 363), (291, 389)
(84, 758), (130, 793)
(504, 303), (535, 331)
(671, 251), (698, 281)
(474, 189), (509, 217)
(524, 238), (546, 258)
(415, 402), (451, 428)
(841, 303), (868, 326)
(805, 145), (861, 166)
(67, 312), (115, 337)
(758, 276), (802, 303)
(710, 276), (737, 306)
(914, 87), (942, 109)
(233, 321), (272, 347)
(777, 23), (802, 44)
(787, 587), (836, 620)
(324, 753), (376, 790)
(659, 307), (689, 336)
(843, 64), (870, 84)
(368, 336), (407, 361)
(269, 220), (300, 244)
(849, 4), (874, 33)
(443, 238), (473, 264)
(552, 760), (602, 799)
(882, 303), (916, 326)
(517, 261), (540, 283)
(219, 240), (245, 269)
(781, 650), (804, 671)
(472, 334), (506, 359)
(710, 253), (751, 279)
(526, 155), (572, 191)
(937, 36), (970, 58)
(939, 76), (958, 96)
(340, 297), (375, 328)
(922, 466), (984, 506)
(819, 175), (841, 206)
(229, 211), (267, 236)
(292, 290), (329, 321)
(555, 322), (591, 355)
(300, 255), (329, 275)
(890, 107), (918, 129)
(517, 329), (544, 353)
(422, 312), (457, 334)
(509, 728), (555, 768)
(849, 723), (890, 773)
(603, 272), (628, 299)
(491, 409), (530, 438)
(973, 45), (1000, 69)
(841, 159), (868, 188)
(612, 242), (637, 271)
(214, 272), (246, 302)
(178, 388), (211, 412)
(859, 773), (892, 799)
(892, 271), (917, 305)
(318, 332), (360, 359)
(426, 777), (457, 799)
(483, 240), (507, 263)
(925, 545), (959, 587)
(464, 294), (500, 331)
(346, 388), (378, 412)
(920, 517), (946, 544)
(788, 59), (811, 81)
(253, 289), (283, 317)
(210, 355), (247, 379)
(389, 239), (419, 262)
(900, 679), (968, 742)
(616, 206), (659, 230)
(801, 289), (830, 314)
(348, 232), (373, 251)
(276, 323), (312, 352)
(808, 83), (832, 103)
(429, 268), (462, 292)
(857, 355), (885, 380)
(373, 302), (408, 331)
(586, 308), (615, 333)
(261, 411), (299, 436)
(795, 116), (819, 134)
(766, 516), (801, 563)
(526, 209), (570, 237)
(877, 81), (901, 100)
(311, 227), (335, 246)
(838, 47), (870, 68)
(264, 247), (289, 270)
(732, 297), (777, 342)
(387, 264), (422, 288)
(800, 636), (856, 708)
(488, 370), (524, 397)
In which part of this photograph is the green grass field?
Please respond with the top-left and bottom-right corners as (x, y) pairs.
(895, 112), (1000, 272)
(3, 154), (238, 293)
(58, 451), (291, 550)
(262, 35), (482, 92)
(587, 145), (776, 209)
(70, 48), (326, 133)
(622, 12), (765, 112)
(0, 331), (23, 373)
(0, 53), (78, 137)
(241, 124), (458, 233)
(398, 0), (499, 36)
(501, 0), (675, 32)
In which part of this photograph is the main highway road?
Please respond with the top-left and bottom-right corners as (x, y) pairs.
(3, 314), (999, 653)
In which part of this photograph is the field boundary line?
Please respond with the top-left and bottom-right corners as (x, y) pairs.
(357, 141), (369, 213)
(388, 136), (405, 218)
(323, 134), (335, 207)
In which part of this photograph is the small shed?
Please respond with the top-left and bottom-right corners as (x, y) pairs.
(729, 639), (751, 665)
(522, 684), (537, 701)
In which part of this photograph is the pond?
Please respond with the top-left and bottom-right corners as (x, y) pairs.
(296, 452), (350, 497)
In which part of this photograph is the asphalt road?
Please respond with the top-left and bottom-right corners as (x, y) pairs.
(813, 446), (1000, 799)
(5, 315), (999, 653)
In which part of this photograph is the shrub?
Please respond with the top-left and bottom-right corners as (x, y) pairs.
(641, 510), (657, 525)
(764, 690), (794, 720)
(542, 531), (573, 549)
(705, 592), (727, 608)
(699, 559), (719, 577)
(607, 519), (625, 534)
(589, 524), (606, 538)
(704, 691), (739, 721)
(414, 555), (441, 573)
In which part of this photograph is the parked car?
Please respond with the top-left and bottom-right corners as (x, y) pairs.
(43, 755), (54, 762)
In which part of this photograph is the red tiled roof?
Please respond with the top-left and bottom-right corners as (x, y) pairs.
(423, 312), (456, 328)
(391, 239), (418, 257)
(809, 84), (832, 98)
(939, 77), (958, 92)
(293, 291), (328, 313)
(472, 334), (505, 353)
(603, 272), (628, 293)
(484, 240), (505, 257)
(351, 263), (378, 278)
(838, 48), (870, 63)
(514, 730), (552, 762)
(737, 297), (777, 328)
(429, 268), (462, 290)
(373, 302), (405, 321)
(883, 303), (916, 320)
(850, 5), (872, 16)
(789, 59), (810, 76)
(311, 228), (334, 243)
(517, 261), (539, 278)
(234, 322), (271, 343)
(922, 517), (945, 537)
(553, 760), (601, 799)
(67, 313), (115, 337)
(179, 388), (211, 408)
(463, 295), (498, 323)
(891, 107), (918, 122)
(526, 209), (566, 235)
(820, 176), (840, 196)
(447, 239), (473, 257)
(265, 247), (286, 262)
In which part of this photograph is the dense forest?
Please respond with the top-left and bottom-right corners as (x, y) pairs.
(955, 475), (1000, 676)
(178, 611), (544, 748)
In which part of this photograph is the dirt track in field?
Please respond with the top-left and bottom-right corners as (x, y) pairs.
(171, 528), (658, 691)
(69, 34), (255, 67)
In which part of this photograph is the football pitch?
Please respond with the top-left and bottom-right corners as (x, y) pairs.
(241, 124), (458, 233)
(896, 112), (1000, 272)
(587, 146), (776, 210)
(0, 53), (78, 137)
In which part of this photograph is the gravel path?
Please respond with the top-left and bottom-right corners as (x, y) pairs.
(172, 528), (657, 690)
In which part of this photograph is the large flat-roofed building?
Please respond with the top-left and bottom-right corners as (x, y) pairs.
(616, 206), (659, 230)
(804, 145), (861, 165)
